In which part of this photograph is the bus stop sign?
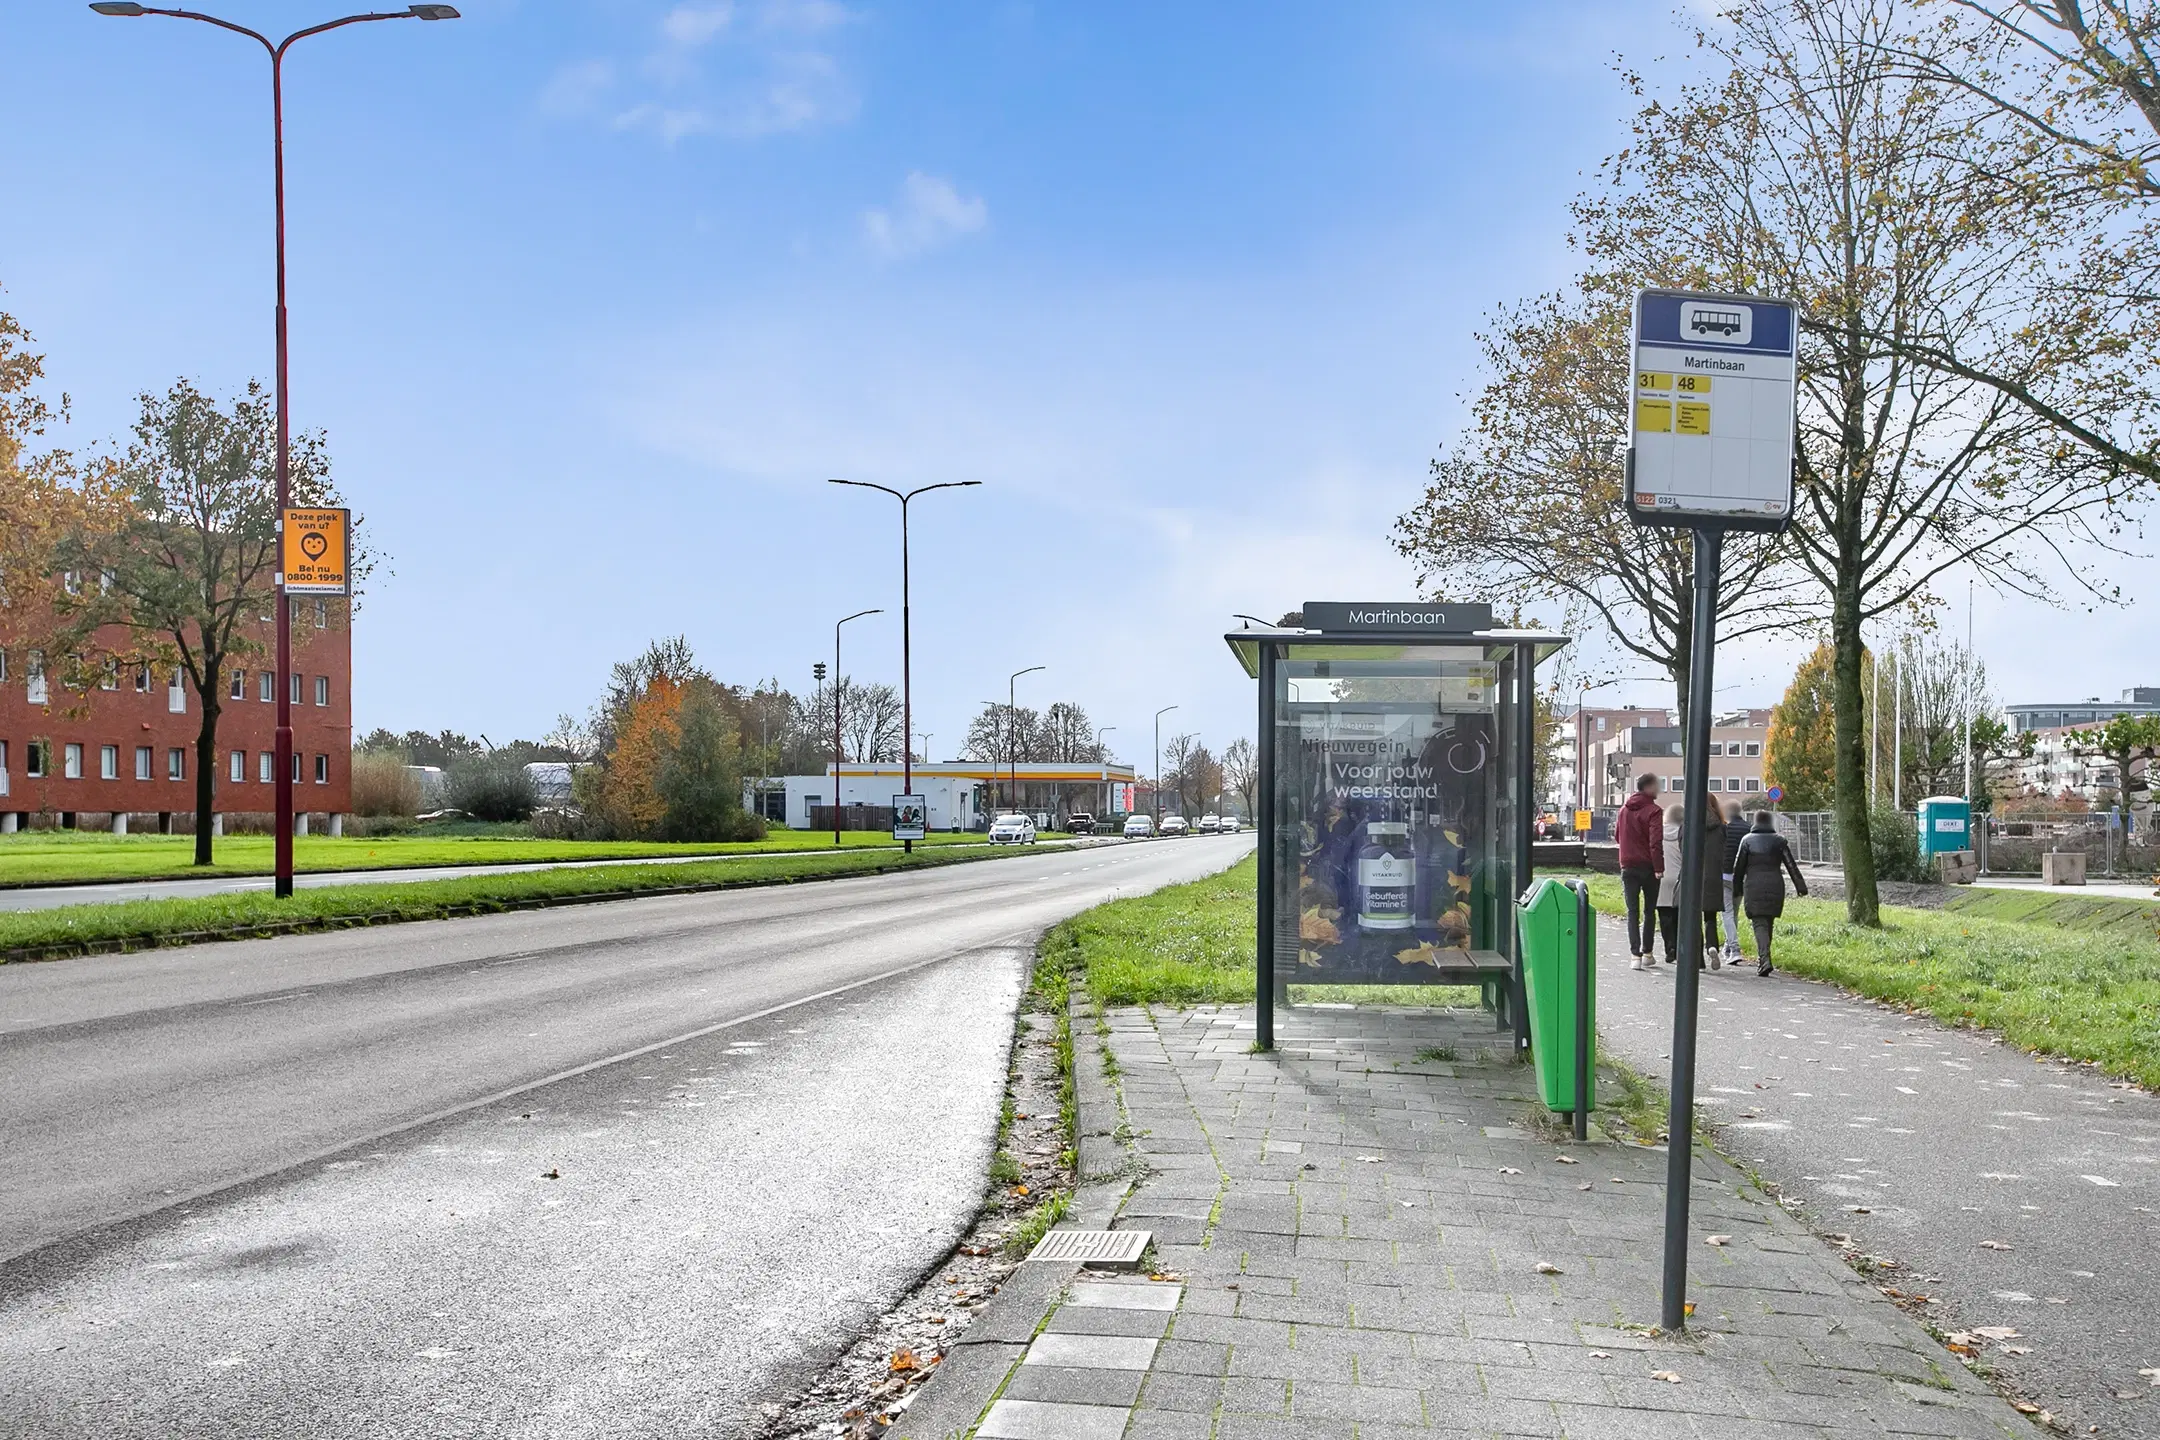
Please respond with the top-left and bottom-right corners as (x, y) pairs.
(1627, 289), (1798, 534)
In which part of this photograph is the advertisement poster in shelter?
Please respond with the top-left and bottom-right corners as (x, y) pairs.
(892, 793), (927, 841)
(1290, 694), (1497, 983)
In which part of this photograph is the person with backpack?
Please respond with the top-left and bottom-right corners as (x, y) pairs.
(1615, 774), (1664, 970)
(1720, 800), (1750, 963)
(1731, 810), (1808, 976)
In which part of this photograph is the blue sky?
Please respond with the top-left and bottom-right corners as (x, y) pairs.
(3, 0), (2151, 764)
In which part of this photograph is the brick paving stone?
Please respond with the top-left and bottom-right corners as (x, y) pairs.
(974, 1396), (1131, 1440)
(999, 1364), (1148, 1408)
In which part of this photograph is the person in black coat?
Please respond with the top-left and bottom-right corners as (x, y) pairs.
(1730, 811), (1807, 976)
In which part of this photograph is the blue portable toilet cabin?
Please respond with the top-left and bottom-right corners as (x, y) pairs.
(1916, 796), (1972, 856)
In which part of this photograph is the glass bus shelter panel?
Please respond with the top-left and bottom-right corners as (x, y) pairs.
(1270, 644), (1520, 987)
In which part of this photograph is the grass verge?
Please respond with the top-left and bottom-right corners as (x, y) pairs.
(1570, 870), (2160, 1091)
(0, 843), (1025, 963)
(0, 827), (983, 888)
(1037, 855), (1483, 1009)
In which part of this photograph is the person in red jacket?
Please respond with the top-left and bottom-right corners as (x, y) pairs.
(1615, 773), (1665, 969)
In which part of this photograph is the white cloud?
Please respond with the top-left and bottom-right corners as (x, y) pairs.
(539, 58), (616, 116)
(661, 3), (734, 48)
(862, 173), (989, 260)
(542, 1), (855, 143)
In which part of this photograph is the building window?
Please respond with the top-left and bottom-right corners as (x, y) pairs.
(134, 746), (152, 781)
(169, 669), (186, 715)
(101, 744), (119, 780)
(259, 752), (274, 784)
(292, 752), (302, 784)
(65, 743), (84, 779)
(230, 750), (245, 783)
(168, 748), (186, 780)
(1744, 777), (1761, 792)
(101, 659), (120, 691)
(1669, 773), (1685, 791)
(260, 671), (274, 703)
(314, 754), (329, 784)
(314, 598), (328, 628)
(134, 663), (151, 692)
(1706, 741), (1723, 757)
(27, 742), (46, 778)
(1596, 717), (1606, 732)
(1744, 741), (1761, 757)
(291, 672), (302, 705)
(0, 648), (7, 682)
(27, 650), (46, 706)
(230, 670), (246, 701)
(1705, 776), (1722, 791)
(314, 675), (329, 707)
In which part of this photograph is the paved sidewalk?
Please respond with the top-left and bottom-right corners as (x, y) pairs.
(948, 1002), (2027, 1439)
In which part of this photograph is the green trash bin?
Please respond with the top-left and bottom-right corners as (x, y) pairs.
(1516, 877), (1596, 1115)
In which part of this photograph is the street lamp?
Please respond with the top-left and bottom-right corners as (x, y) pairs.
(1009, 666), (1045, 814)
(1154, 705), (1179, 824)
(92, 1), (460, 897)
(832, 608), (883, 846)
(828, 479), (980, 852)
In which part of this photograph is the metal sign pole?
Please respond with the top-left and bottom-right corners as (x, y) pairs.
(1254, 641), (1277, 1051)
(1661, 524), (1723, 1331)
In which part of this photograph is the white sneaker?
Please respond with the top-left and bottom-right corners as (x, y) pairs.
(1710, 951), (1722, 971)
(1631, 955), (1645, 971)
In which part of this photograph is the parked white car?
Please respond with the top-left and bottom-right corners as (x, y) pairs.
(1197, 814), (1221, 833)
(1217, 816), (1240, 833)
(1122, 814), (1155, 839)
(1159, 815), (1190, 837)
(988, 812), (1037, 845)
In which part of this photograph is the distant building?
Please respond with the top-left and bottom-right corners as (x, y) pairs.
(2007, 686), (2158, 734)
(777, 759), (1139, 832)
(1572, 707), (1771, 809)
(1, 609), (352, 833)
(2013, 726), (2130, 807)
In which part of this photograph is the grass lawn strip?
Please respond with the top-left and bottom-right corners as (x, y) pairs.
(1941, 885), (2160, 941)
(1039, 855), (1482, 1009)
(0, 828), (985, 889)
(0, 843), (1032, 963)
(1574, 871), (2160, 1092)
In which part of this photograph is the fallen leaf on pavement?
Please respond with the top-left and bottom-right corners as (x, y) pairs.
(1535, 1262), (1563, 1274)
(1357, 1155), (1383, 1163)
(540, 1169), (561, 1180)
(1706, 1235), (1731, 1247)
(2141, 1367), (2160, 1386)
(1845, 1205), (1872, 1214)
(1979, 1240), (2013, 1251)
(1578, 1182), (1593, 1191)
(1555, 1155), (1579, 1164)
(2001, 1346), (2031, 1356)
(1971, 1327), (2022, 1340)
(1683, 1302), (1696, 1317)
(1947, 1332), (1979, 1347)
(1589, 1351), (1611, 1359)
(2015, 1402), (2041, 1414)
(1650, 1370), (1682, 1383)
(1498, 1167), (1522, 1175)
(1011, 1185), (1029, 1197)
(889, 1349), (919, 1373)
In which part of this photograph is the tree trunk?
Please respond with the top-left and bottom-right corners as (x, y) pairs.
(193, 675), (221, 867)
(1830, 585), (1880, 925)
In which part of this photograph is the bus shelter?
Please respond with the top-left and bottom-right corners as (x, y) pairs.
(1225, 604), (1569, 1049)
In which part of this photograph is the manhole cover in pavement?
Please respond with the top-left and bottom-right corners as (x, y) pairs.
(1022, 1229), (1151, 1268)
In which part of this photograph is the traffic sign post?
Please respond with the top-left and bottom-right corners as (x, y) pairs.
(1626, 288), (1799, 1333)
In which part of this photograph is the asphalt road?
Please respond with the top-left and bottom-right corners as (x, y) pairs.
(1596, 917), (2160, 1437)
(0, 836), (1117, 913)
(0, 833), (1252, 1438)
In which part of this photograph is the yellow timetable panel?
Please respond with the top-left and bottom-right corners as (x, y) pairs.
(1675, 374), (1711, 393)
(1636, 397), (1673, 432)
(1675, 400), (1711, 435)
(1636, 371), (1672, 392)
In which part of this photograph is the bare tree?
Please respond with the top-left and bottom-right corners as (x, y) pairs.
(1575, 0), (2153, 921)
(1221, 736), (1256, 819)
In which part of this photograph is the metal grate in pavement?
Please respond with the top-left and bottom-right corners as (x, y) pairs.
(1022, 1228), (1150, 1268)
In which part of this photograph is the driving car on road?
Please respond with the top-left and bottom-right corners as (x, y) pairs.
(1067, 812), (1095, 835)
(1122, 814), (1154, 839)
(1159, 815), (1189, 836)
(1217, 816), (1240, 833)
(988, 813), (1037, 845)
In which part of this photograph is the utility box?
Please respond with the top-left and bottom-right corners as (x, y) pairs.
(1916, 796), (1972, 857)
(1516, 877), (1595, 1115)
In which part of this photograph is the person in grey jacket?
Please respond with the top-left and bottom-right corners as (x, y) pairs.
(1720, 801), (1749, 962)
(1731, 811), (1807, 976)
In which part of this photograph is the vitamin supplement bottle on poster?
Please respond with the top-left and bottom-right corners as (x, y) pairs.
(1356, 821), (1415, 932)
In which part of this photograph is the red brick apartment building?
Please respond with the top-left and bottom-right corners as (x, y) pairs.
(0, 602), (352, 833)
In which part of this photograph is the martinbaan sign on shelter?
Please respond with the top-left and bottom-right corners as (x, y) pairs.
(1627, 289), (1798, 532)
(1300, 601), (1494, 634)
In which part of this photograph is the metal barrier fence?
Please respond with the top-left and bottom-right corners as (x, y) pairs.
(1768, 809), (2155, 877)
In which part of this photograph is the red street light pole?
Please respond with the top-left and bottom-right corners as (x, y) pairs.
(91, 2), (460, 898)
(826, 479), (980, 853)
(832, 608), (883, 846)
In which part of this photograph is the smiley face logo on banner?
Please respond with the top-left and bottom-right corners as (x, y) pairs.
(300, 531), (330, 563)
